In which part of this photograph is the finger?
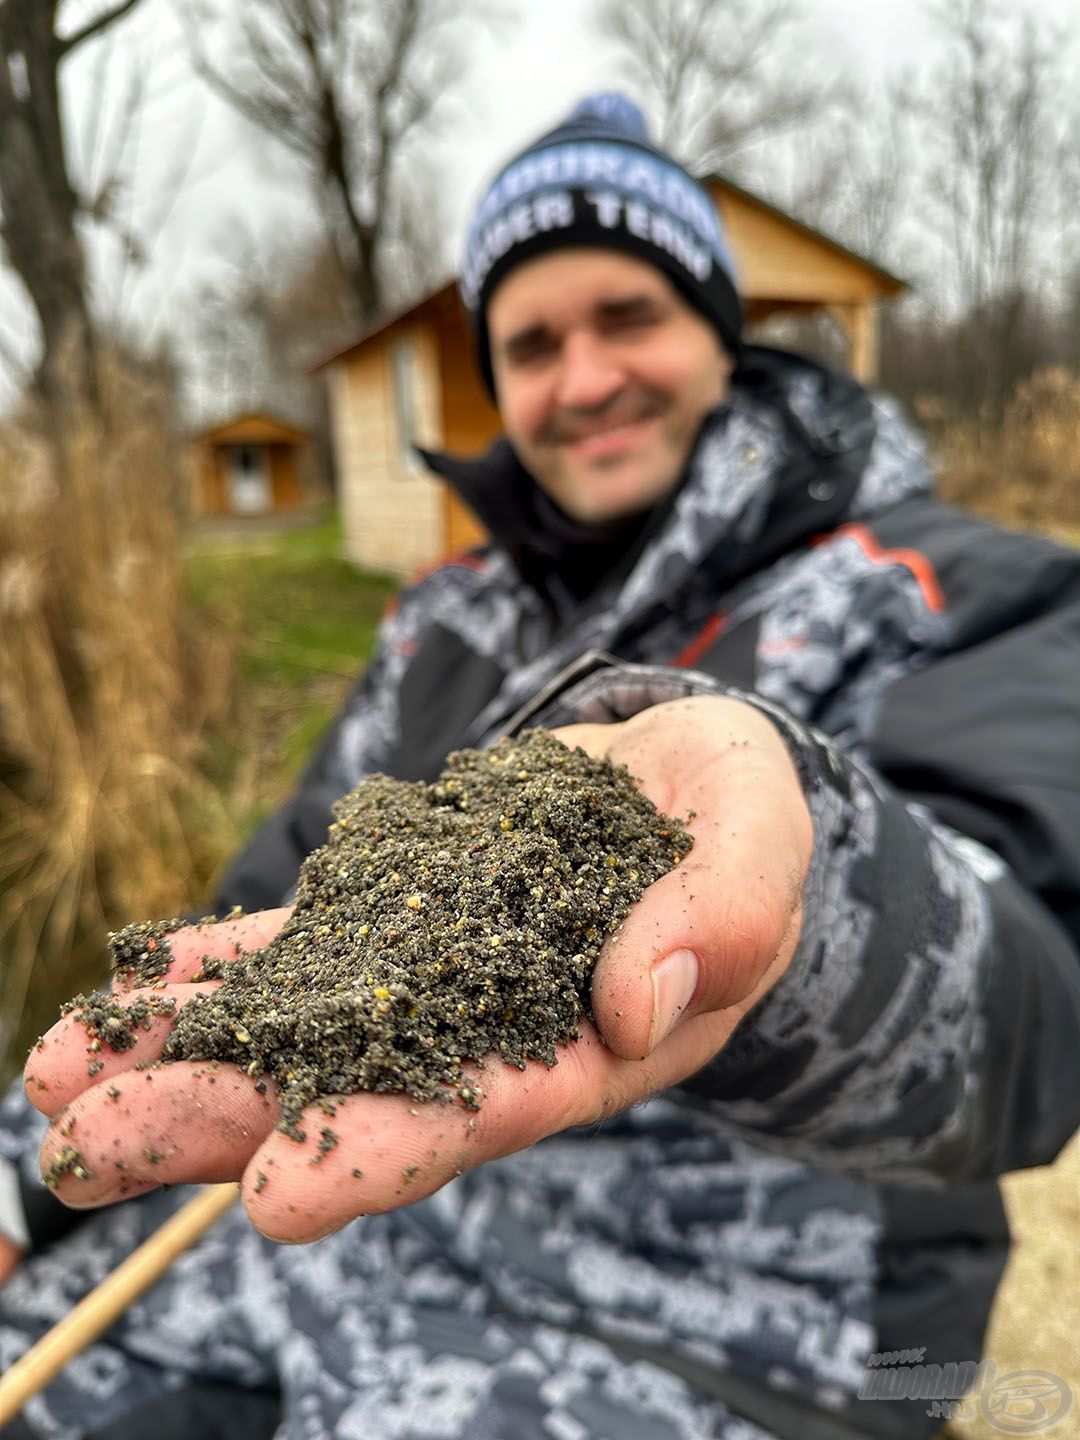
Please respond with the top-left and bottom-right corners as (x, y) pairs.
(242, 1026), (635, 1243)
(25, 984), (220, 1118)
(113, 908), (294, 989)
(38, 1060), (278, 1208)
(635, 944), (799, 1093)
(592, 744), (810, 1061)
(28, 911), (291, 1116)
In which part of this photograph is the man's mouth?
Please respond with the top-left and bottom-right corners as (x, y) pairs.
(561, 414), (659, 459)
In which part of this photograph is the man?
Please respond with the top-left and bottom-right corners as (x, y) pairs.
(3, 93), (1080, 1440)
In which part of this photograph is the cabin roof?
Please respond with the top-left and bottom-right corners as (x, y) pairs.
(312, 173), (908, 371)
(194, 412), (314, 446)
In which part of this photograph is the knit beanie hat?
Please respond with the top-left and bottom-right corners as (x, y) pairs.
(461, 92), (742, 396)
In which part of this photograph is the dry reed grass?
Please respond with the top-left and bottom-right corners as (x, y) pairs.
(0, 356), (240, 1074)
(930, 366), (1080, 537)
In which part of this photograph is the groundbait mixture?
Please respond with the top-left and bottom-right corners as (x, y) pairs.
(88, 730), (692, 1139)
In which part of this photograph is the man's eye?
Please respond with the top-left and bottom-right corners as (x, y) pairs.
(605, 310), (658, 332)
(507, 338), (556, 366)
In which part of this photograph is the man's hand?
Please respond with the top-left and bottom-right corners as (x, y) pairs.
(25, 696), (811, 1244)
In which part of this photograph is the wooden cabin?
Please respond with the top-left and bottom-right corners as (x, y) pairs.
(192, 413), (314, 518)
(317, 177), (907, 577)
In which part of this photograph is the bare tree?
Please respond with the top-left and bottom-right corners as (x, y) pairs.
(595, 0), (838, 177)
(0, 1), (149, 419)
(181, 227), (356, 425)
(184, 0), (494, 324)
(922, 0), (1079, 419)
(786, 77), (917, 275)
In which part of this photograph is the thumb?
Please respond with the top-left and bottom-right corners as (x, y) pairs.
(591, 822), (807, 1063)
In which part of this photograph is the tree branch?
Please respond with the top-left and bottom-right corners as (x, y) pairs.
(59, 0), (145, 58)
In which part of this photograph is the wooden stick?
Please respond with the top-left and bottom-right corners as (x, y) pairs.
(0, 1183), (239, 1429)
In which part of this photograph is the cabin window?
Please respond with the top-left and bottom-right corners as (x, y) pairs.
(391, 336), (423, 476)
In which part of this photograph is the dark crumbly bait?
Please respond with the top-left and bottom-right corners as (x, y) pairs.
(107, 917), (189, 987)
(43, 1146), (93, 1189)
(62, 993), (179, 1075)
(127, 732), (692, 1139)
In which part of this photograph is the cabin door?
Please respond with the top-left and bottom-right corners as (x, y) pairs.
(227, 445), (272, 514)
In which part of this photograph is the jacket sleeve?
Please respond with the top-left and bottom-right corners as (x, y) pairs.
(521, 653), (1080, 1189)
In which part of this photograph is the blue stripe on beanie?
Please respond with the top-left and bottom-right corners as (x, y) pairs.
(461, 93), (743, 394)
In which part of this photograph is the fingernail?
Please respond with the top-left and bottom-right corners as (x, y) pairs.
(650, 949), (699, 1051)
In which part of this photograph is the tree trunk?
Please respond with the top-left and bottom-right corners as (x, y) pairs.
(0, 1), (98, 426)
(321, 99), (379, 322)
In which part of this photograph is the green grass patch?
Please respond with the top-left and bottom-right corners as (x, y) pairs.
(186, 508), (397, 840)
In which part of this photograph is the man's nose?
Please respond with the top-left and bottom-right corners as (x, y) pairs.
(553, 332), (623, 412)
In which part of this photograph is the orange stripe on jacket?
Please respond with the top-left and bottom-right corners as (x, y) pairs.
(674, 613), (727, 669)
(824, 523), (946, 614)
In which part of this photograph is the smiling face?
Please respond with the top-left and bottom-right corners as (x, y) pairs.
(487, 250), (733, 525)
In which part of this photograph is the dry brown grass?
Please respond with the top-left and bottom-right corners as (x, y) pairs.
(941, 1134), (1080, 1439)
(0, 357), (242, 1072)
(930, 366), (1080, 538)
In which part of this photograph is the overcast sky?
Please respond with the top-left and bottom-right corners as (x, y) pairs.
(1, 0), (1078, 408)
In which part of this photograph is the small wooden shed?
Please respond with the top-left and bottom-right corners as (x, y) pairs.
(317, 176), (906, 577)
(193, 413), (314, 518)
